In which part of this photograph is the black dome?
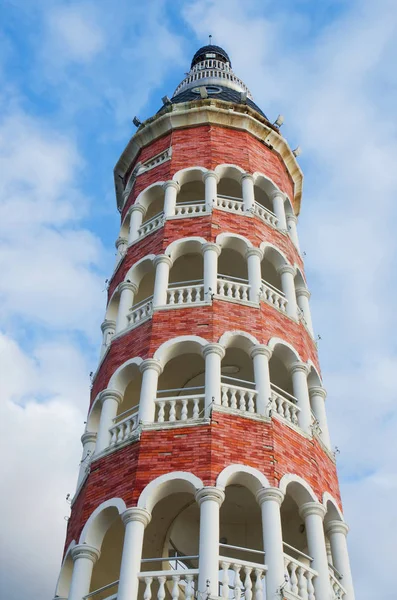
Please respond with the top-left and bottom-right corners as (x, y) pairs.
(191, 45), (231, 69)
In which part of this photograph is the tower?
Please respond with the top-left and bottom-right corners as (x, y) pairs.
(54, 45), (355, 600)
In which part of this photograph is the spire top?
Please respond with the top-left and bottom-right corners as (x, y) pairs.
(209, 34), (212, 45)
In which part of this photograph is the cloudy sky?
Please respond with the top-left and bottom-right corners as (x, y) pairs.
(1, 0), (396, 598)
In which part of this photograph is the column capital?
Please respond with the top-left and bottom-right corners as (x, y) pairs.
(270, 189), (285, 201)
(122, 507), (152, 527)
(153, 254), (173, 268)
(163, 180), (180, 192)
(129, 204), (146, 215)
(202, 242), (221, 257)
(286, 213), (298, 223)
(309, 386), (327, 400)
(245, 247), (263, 259)
(71, 544), (100, 564)
(195, 486), (225, 507)
(202, 343), (226, 360)
(289, 361), (310, 376)
(115, 236), (128, 248)
(101, 319), (116, 332)
(118, 281), (138, 294)
(299, 502), (327, 520)
(277, 264), (296, 276)
(240, 172), (255, 183)
(250, 344), (272, 360)
(202, 170), (219, 183)
(296, 286), (311, 299)
(325, 519), (349, 536)
(81, 431), (97, 445)
(256, 487), (284, 506)
(99, 389), (123, 405)
(139, 358), (163, 375)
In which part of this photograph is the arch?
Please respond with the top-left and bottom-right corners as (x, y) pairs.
(172, 166), (207, 187)
(135, 181), (165, 212)
(279, 474), (318, 506)
(54, 540), (76, 597)
(138, 472), (204, 512)
(216, 464), (270, 495)
(252, 172), (278, 194)
(215, 163), (245, 180)
(268, 337), (301, 365)
(218, 330), (260, 353)
(307, 362), (323, 388)
(260, 242), (289, 270)
(165, 236), (207, 262)
(154, 335), (208, 367)
(124, 255), (156, 287)
(323, 492), (344, 523)
(105, 287), (120, 322)
(284, 195), (295, 217)
(216, 232), (252, 256)
(294, 266), (308, 290)
(108, 357), (143, 395)
(86, 393), (102, 433)
(79, 498), (127, 549)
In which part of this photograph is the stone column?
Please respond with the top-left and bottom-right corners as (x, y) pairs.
(115, 237), (128, 265)
(117, 508), (152, 600)
(153, 255), (173, 307)
(250, 345), (272, 415)
(100, 319), (116, 358)
(289, 362), (311, 433)
(77, 432), (97, 488)
(271, 191), (287, 230)
(115, 282), (138, 333)
(309, 386), (331, 449)
(202, 243), (221, 300)
(299, 503), (330, 600)
(203, 171), (219, 211)
(325, 521), (355, 600)
(246, 247), (263, 303)
(95, 390), (123, 454)
(256, 488), (285, 600)
(278, 265), (298, 319)
(286, 214), (300, 251)
(203, 343), (225, 414)
(195, 487), (225, 596)
(296, 287), (314, 336)
(128, 205), (146, 244)
(163, 181), (180, 217)
(68, 545), (100, 600)
(139, 359), (163, 423)
(241, 173), (255, 211)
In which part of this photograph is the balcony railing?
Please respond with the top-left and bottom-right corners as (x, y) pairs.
(218, 549), (267, 600)
(253, 201), (278, 228)
(138, 212), (164, 239)
(329, 569), (346, 599)
(283, 552), (317, 600)
(217, 275), (250, 302)
(270, 384), (300, 426)
(174, 199), (207, 217)
(261, 280), (287, 312)
(221, 377), (257, 414)
(155, 387), (205, 423)
(109, 407), (139, 447)
(215, 194), (245, 213)
(166, 280), (205, 305)
(128, 297), (153, 327)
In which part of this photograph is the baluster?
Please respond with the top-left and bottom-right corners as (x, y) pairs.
(157, 401), (165, 423)
(289, 562), (298, 595)
(276, 396), (283, 416)
(124, 418), (131, 438)
(221, 561), (230, 599)
(171, 575), (180, 600)
(226, 282), (233, 298)
(117, 424), (124, 443)
(181, 399), (188, 421)
(254, 569), (263, 600)
(243, 567), (253, 600)
(157, 576), (166, 600)
(193, 397), (200, 419)
(247, 391), (255, 413)
(284, 401), (292, 422)
(185, 575), (194, 600)
(168, 290), (175, 305)
(233, 563), (242, 600)
(169, 400), (176, 422)
(109, 428), (117, 447)
(186, 287), (192, 303)
(307, 572), (315, 600)
(144, 577), (153, 600)
(177, 289), (184, 304)
(291, 406), (299, 425)
(238, 389), (246, 412)
(242, 286), (248, 301)
(195, 286), (201, 302)
(221, 386), (229, 407)
(283, 559), (292, 592)
(230, 387), (237, 409)
(297, 566), (308, 600)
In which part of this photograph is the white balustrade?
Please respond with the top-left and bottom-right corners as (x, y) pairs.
(215, 195), (245, 213)
(109, 410), (139, 447)
(128, 298), (153, 327)
(261, 280), (288, 312)
(253, 202), (278, 228)
(329, 569), (346, 599)
(155, 393), (205, 423)
(221, 382), (257, 413)
(217, 277), (250, 302)
(166, 282), (205, 305)
(138, 213), (164, 238)
(138, 570), (198, 600)
(283, 554), (317, 600)
(174, 200), (207, 217)
(270, 385), (300, 426)
(219, 557), (266, 600)
(310, 411), (323, 438)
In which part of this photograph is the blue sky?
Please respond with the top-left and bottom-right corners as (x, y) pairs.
(1, 1), (397, 598)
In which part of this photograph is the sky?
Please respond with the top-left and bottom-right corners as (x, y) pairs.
(1, 0), (396, 598)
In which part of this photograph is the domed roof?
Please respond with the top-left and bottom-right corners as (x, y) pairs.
(191, 45), (232, 69)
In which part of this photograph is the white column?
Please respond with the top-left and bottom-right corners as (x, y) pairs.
(325, 521), (355, 600)
(128, 205), (146, 244)
(271, 191), (287, 230)
(289, 362), (311, 433)
(115, 281), (138, 333)
(278, 265), (298, 319)
(299, 503), (330, 600)
(203, 170), (219, 211)
(139, 359), (163, 423)
(309, 386), (331, 449)
(68, 545), (100, 600)
(241, 173), (255, 211)
(95, 390), (123, 454)
(256, 488), (285, 600)
(117, 508), (152, 600)
(250, 345), (272, 415)
(202, 243), (220, 299)
(286, 214), (300, 251)
(296, 287), (314, 336)
(100, 319), (116, 358)
(202, 343), (225, 414)
(115, 237), (128, 265)
(246, 247), (263, 303)
(153, 255), (173, 307)
(163, 181), (180, 217)
(77, 432), (97, 488)
(195, 487), (225, 596)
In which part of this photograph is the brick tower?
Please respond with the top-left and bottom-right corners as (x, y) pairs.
(54, 45), (355, 600)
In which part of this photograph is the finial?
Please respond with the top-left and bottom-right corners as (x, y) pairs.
(209, 34), (212, 45)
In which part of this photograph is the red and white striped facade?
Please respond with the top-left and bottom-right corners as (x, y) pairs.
(54, 46), (355, 600)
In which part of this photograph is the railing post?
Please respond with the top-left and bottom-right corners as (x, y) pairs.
(77, 432), (97, 488)
(271, 191), (287, 231)
(202, 243), (221, 300)
(203, 171), (219, 212)
(309, 386), (331, 449)
(128, 205), (146, 243)
(115, 282), (138, 333)
(286, 214), (300, 251)
(95, 390), (123, 454)
(241, 173), (255, 211)
(100, 319), (116, 358)
(277, 265), (298, 319)
(256, 487), (285, 600)
(299, 503), (329, 600)
(202, 343), (225, 415)
(195, 487), (225, 596)
(289, 362), (311, 434)
(68, 545), (100, 600)
(163, 181), (180, 217)
(139, 359), (163, 423)
(325, 521), (355, 600)
(153, 255), (173, 307)
(246, 247), (263, 303)
(117, 508), (152, 600)
(296, 287), (314, 336)
(250, 345), (272, 415)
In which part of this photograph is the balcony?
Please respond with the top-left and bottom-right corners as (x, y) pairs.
(154, 387), (205, 423)
(166, 280), (205, 306)
(173, 199), (207, 217)
(214, 193), (245, 214)
(216, 274), (250, 302)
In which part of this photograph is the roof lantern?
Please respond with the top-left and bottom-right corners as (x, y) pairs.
(190, 44), (232, 68)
